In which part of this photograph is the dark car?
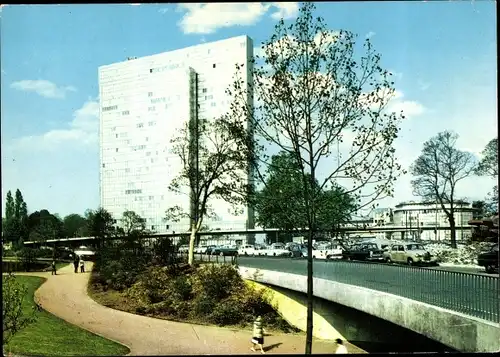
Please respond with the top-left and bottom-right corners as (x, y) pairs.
(478, 244), (499, 274)
(342, 242), (384, 262)
(288, 244), (303, 258)
(205, 245), (218, 255)
(211, 245), (239, 256)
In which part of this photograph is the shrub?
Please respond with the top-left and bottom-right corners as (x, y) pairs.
(191, 264), (244, 301)
(2, 274), (38, 344)
(191, 294), (217, 317)
(209, 298), (244, 326)
(170, 275), (193, 301)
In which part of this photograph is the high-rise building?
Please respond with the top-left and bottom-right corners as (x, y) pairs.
(98, 35), (254, 235)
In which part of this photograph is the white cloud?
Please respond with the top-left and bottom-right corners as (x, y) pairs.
(177, 3), (271, 34)
(365, 31), (376, 39)
(269, 2), (299, 20)
(10, 80), (77, 99)
(11, 98), (99, 151)
(177, 3), (300, 34)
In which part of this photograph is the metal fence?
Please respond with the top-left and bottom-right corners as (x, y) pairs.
(237, 257), (500, 323)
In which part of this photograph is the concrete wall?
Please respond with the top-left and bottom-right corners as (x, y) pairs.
(239, 267), (500, 353)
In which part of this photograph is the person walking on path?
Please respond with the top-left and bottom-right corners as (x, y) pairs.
(250, 315), (265, 354)
(80, 258), (85, 273)
(335, 339), (348, 354)
(73, 255), (80, 273)
(51, 259), (57, 275)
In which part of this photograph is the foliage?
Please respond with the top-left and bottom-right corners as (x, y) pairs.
(411, 131), (476, 248)
(27, 209), (64, 242)
(120, 210), (146, 235)
(3, 189), (29, 245)
(86, 208), (117, 249)
(166, 114), (253, 266)
(227, 3), (405, 352)
(472, 200), (496, 219)
(63, 213), (89, 237)
(475, 137), (498, 212)
(152, 237), (179, 266)
(2, 274), (38, 344)
(255, 151), (358, 233)
(100, 263), (293, 332)
(18, 247), (37, 271)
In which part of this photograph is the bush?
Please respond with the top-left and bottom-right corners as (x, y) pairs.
(2, 274), (38, 344)
(191, 264), (244, 301)
(210, 298), (244, 326)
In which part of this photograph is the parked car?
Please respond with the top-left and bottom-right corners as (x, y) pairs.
(342, 242), (384, 261)
(262, 245), (290, 257)
(194, 245), (210, 254)
(384, 243), (438, 266)
(211, 245), (239, 256)
(477, 244), (499, 274)
(238, 244), (256, 256)
(288, 244), (303, 258)
(205, 245), (218, 255)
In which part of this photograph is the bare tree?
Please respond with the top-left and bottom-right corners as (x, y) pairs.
(411, 131), (476, 248)
(166, 116), (252, 266)
(227, 3), (405, 354)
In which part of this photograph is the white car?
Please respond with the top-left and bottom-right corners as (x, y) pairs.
(238, 245), (256, 256)
(194, 245), (209, 254)
(178, 245), (189, 253)
(315, 245), (344, 260)
(262, 246), (290, 257)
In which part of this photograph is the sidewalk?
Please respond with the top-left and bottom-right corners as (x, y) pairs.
(14, 263), (366, 355)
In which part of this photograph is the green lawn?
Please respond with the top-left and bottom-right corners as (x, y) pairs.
(4, 276), (130, 356)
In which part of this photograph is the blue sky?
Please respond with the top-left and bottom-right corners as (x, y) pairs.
(1, 2), (497, 218)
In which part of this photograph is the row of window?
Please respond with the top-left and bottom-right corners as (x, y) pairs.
(149, 63), (183, 73)
(125, 189), (142, 195)
(102, 105), (118, 112)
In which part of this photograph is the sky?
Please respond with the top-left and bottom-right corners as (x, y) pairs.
(1, 2), (497, 218)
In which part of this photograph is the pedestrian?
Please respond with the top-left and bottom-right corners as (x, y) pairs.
(335, 338), (348, 354)
(80, 258), (85, 273)
(51, 259), (57, 275)
(73, 255), (79, 273)
(250, 315), (265, 354)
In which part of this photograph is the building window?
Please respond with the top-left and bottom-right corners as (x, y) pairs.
(202, 88), (207, 93)
(137, 123), (144, 128)
(102, 105), (118, 112)
(213, 63), (216, 68)
(146, 152), (151, 156)
(102, 163), (105, 168)
(122, 110), (130, 115)
(148, 92), (153, 97)
(145, 137), (149, 142)
(115, 134), (118, 138)
(149, 68), (153, 73)
(149, 196), (154, 200)
(125, 168), (130, 173)
(125, 189), (142, 194)
(151, 225), (155, 231)
(211, 102), (216, 107)
(116, 148), (119, 152)
(148, 106), (155, 112)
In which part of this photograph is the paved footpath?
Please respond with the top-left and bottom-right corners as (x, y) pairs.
(13, 263), (366, 355)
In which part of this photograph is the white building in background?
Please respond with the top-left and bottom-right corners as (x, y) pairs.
(392, 200), (475, 241)
(99, 36), (255, 236)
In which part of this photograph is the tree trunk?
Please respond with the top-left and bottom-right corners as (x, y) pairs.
(305, 227), (314, 354)
(449, 215), (457, 249)
(188, 224), (197, 266)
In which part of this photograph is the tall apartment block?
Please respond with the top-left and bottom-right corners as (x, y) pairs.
(98, 36), (255, 236)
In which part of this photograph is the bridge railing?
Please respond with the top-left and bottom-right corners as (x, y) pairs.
(238, 258), (500, 323)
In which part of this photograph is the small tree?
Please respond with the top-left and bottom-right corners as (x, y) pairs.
(166, 115), (252, 266)
(227, 3), (405, 353)
(2, 274), (38, 345)
(86, 208), (117, 249)
(120, 210), (146, 236)
(475, 137), (498, 213)
(411, 131), (476, 248)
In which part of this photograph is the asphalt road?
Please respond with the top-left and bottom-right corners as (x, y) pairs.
(236, 256), (500, 323)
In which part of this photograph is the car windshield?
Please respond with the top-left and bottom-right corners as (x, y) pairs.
(406, 244), (424, 251)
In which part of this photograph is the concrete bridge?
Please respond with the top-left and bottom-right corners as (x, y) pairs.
(237, 257), (500, 353)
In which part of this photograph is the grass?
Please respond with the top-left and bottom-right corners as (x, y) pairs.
(4, 275), (130, 356)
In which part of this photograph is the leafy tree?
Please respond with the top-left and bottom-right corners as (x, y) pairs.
(255, 151), (357, 239)
(2, 274), (38, 344)
(475, 137), (498, 212)
(227, 3), (405, 353)
(27, 210), (64, 242)
(120, 210), (146, 236)
(166, 115), (252, 266)
(5, 190), (15, 220)
(86, 207), (117, 249)
(472, 200), (496, 219)
(411, 131), (476, 248)
(63, 213), (89, 237)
